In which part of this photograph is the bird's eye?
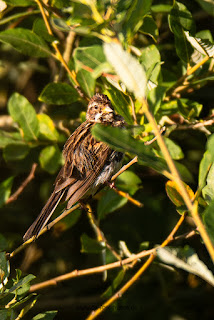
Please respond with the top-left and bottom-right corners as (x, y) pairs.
(93, 105), (98, 110)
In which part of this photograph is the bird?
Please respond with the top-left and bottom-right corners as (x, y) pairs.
(23, 93), (125, 242)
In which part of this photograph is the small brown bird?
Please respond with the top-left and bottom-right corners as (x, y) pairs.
(23, 93), (125, 241)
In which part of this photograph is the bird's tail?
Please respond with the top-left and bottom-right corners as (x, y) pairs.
(23, 189), (65, 242)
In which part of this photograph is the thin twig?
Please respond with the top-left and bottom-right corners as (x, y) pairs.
(6, 163), (37, 204)
(111, 156), (138, 181)
(108, 182), (143, 207)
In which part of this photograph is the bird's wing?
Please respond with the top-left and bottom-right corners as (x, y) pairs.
(23, 122), (112, 241)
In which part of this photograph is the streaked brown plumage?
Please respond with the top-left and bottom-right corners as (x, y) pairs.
(23, 93), (125, 241)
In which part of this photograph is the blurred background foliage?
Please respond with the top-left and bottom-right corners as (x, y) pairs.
(0, 0), (214, 319)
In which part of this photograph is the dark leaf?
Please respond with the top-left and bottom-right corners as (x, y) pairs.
(0, 28), (52, 58)
(97, 189), (127, 220)
(0, 177), (14, 208)
(81, 233), (104, 253)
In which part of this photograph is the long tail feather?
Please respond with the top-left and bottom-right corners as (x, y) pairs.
(23, 189), (65, 242)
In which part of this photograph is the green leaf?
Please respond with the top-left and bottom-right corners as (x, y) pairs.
(4, 0), (34, 6)
(0, 28), (52, 58)
(0, 234), (8, 251)
(202, 163), (214, 202)
(141, 15), (159, 42)
(199, 134), (214, 191)
(81, 233), (104, 253)
(166, 180), (194, 207)
(123, 0), (152, 41)
(102, 269), (126, 298)
(37, 114), (59, 141)
(103, 42), (147, 100)
(147, 85), (166, 114)
(0, 130), (21, 148)
(116, 170), (141, 195)
(3, 143), (30, 162)
(9, 274), (35, 294)
(196, 0), (214, 16)
(33, 18), (56, 43)
(39, 145), (62, 174)
(168, 2), (194, 62)
(97, 189), (127, 220)
(140, 45), (161, 83)
(39, 82), (79, 105)
(0, 252), (10, 288)
(203, 199), (214, 245)
(151, 4), (172, 13)
(32, 311), (58, 320)
(92, 124), (167, 175)
(164, 138), (184, 160)
(74, 45), (106, 71)
(0, 177), (13, 208)
(76, 69), (95, 97)
(104, 87), (133, 124)
(169, 2), (195, 34)
(177, 99), (202, 119)
(8, 93), (39, 141)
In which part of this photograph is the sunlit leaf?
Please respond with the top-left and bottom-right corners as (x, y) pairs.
(4, 0), (34, 6)
(166, 180), (194, 207)
(8, 93), (39, 141)
(74, 45), (106, 71)
(37, 114), (59, 141)
(39, 145), (62, 174)
(103, 42), (147, 100)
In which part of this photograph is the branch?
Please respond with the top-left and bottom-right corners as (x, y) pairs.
(6, 163), (37, 204)
(29, 213), (187, 293)
(86, 212), (187, 320)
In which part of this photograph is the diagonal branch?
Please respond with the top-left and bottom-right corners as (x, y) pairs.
(6, 163), (37, 204)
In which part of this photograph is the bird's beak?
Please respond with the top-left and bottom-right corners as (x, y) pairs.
(103, 106), (113, 113)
